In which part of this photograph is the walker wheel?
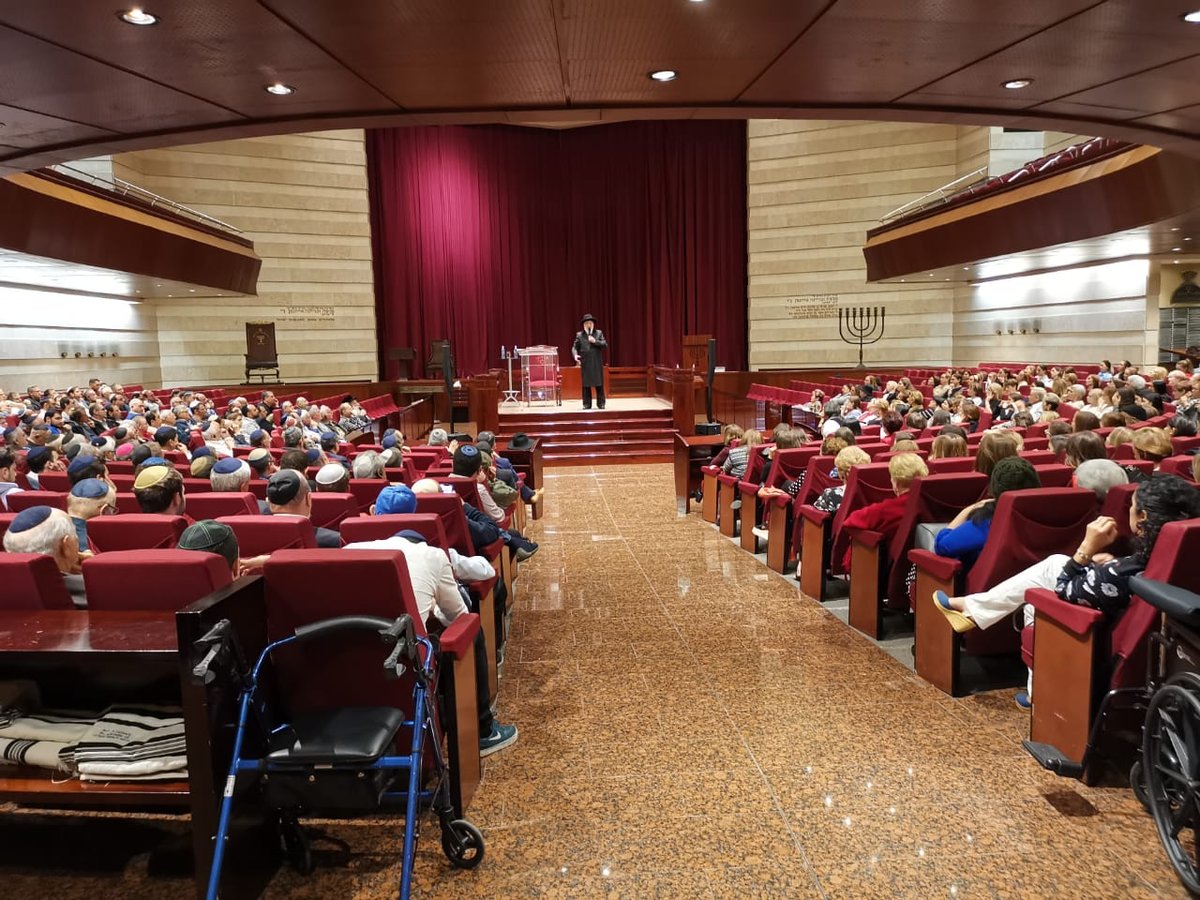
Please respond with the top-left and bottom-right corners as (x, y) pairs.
(1130, 759), (1150, 812)
(1142, 682), (1200, 896)
(441, 819), (485, 869)
(280, 818), (314, 875)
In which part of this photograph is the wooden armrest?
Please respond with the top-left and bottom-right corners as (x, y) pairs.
(440, 613), (480, 658)
(849, 527), (886, 550)
(1026, 587), (1103, 637)
(797, 504), (830, 527)
(907, 548), (961, 582)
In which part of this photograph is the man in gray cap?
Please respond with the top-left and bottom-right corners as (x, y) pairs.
(2, 507), (86, 606)
(266, 470), (342, 548)
(571, 313), (608, 410)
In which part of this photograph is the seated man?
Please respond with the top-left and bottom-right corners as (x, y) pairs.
(838, 452), (929, 572)
(314, 462), (350, 494)
(476, 431), (542, 505)
(265, 470), (341, 548)
(24, 445), (59, 489)
(344, 514), (518, 758)
(450, 445), (506, 524)
(246, 447), (275, 480)
(0, 448), (23, 510)
(154, 425), (191, 460)
(177, 519), (268, 577)
(351, 450), (385, 480)
(2, 506), (86, 607)
(211, 457), (270, 513)
(67, 477), (116, 549)
(66, 452), (109, 487)
(319, 433), (348, 466)
(133, 464), (192, 522)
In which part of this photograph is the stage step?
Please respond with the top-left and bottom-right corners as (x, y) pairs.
(497, 407), (675, 467)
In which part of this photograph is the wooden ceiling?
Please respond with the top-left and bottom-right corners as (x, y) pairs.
(1, 0), (1199, 174)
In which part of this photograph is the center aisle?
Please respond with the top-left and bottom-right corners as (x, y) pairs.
(282, 464), (1178, 898)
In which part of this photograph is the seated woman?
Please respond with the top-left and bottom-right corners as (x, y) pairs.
(810, 446), (871, 512)
(838, 452), (929, 571)
(1132, 427), (1173, 472)
(708, 423), (744, 470)
(933, 458), (1040, 572)
(974, 430), (1019, 478)
(1062, 431), (1107, 470)
(933, 475), (1200, 708)
(721, 429), (762, 480)
(929, 433), (968, 460)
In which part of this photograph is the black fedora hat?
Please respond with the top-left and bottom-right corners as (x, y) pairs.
(507, 432), (535, 451)
(581, 313), (596, 324)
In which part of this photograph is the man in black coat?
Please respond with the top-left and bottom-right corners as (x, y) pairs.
(572, 313), (608, 410)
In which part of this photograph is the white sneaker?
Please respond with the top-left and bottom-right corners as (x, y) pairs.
(751, 527), (769, 540)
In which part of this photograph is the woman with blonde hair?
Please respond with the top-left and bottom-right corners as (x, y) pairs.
(929, 433), (968, 459)
(721, 428), (762, 479)
(1132, 427), (1173, 470)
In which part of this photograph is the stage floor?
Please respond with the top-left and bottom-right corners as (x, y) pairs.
(497, 396), (670, 416)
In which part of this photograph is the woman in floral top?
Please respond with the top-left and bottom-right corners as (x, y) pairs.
(933, 474), (1200, 708)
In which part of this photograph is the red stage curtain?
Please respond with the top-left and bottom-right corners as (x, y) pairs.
(367, 121), (747, 377)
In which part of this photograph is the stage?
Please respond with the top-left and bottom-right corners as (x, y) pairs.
(496, 396), (670, 416)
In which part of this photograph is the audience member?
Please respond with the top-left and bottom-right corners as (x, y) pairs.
(974, 431), (1018, 477)
(177, 519), (268, 577)
(838, 453), (929, 570)
(0, 448), (23, 509)
(934, 458), (1041, 573)
(2, 507), (86, 606)
(1074, 458), (1128, 500)
(315, 463), (350, 493)
(133, 465), (189, 519)
(929, 433), (967, 459)
(66, 478), (115, 549)
(265, 470), (341, 548)
(811, 446), (871, 512)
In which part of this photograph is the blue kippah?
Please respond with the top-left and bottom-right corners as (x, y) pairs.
(249, 429), (264, 443)
(381, 434), (397, 449)
(395, 529), (426, 543)
(26, 446), (49, 463)
(305, 448), (320, 463)
(375, 484), (416, 515)
(458, 444), (479, 458)
(2, 427), (17, 439)
(192, 446), (212, 458)
(154, 426), (176, 443)
(70, 478), (109, 499)
(212, 457), (243, 474)
(90, 437), (108, 447)
(141, 456), (169, 468)
(67, 456), (96, 475)
(9, 506), (53, 533)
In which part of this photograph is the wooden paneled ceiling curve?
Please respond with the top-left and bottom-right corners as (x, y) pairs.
(1, 0), (1200, 175)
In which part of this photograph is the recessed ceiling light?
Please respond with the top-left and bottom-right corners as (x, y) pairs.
(1173, 247), (1183, 252)
(1172, 226), (1182, 231)
(1183, 10), (1200, 23)
(1002, 78), (1033, 90)
(1175, 260), (1181, 264)
(265, 82), (296, 96)
(1186, 237), (1194, 241)
(118, 7), (158, 25)
(649, 69), (678, 82)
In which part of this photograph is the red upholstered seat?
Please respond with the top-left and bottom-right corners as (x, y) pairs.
(926, 456), (975, 473)
(181, 477), (214, 494)
(83, 549), (231, 611)
(414, 493), (483, 558)
(6, 491), (67, 513)
(185, 492), (259, 518)
(347, 479), (390, 514)
(36, 471), (71, 492)
(263, 549), (427, 713)
(0, 512), (16, 543)
(309, 493), (359, 530)
(340, 513), (447, 546)
(1019, 450), (1056, 466)
(1108, 442), (1136, 460)
(1172, 435), (1200, 455)
(113, 492), (141, 515)
(1159, 456), (1196, 481)
(107, 462), (134, 476)
(0, 554), (73, 609)
(109, 474), (135, 491)
(217, 515), (317, 556)
(1032, 464), (1074, 488)
(88, 514), (187, 552)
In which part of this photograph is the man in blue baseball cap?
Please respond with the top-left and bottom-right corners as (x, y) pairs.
(345, 495), (518, 758)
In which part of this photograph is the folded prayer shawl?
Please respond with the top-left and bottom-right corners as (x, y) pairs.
(73, 706), (187, 780)
(0, 736), (72, 772)
(0, 710), (94, 743)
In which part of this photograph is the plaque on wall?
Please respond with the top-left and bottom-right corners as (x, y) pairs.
(1172, 271), (1200, 305)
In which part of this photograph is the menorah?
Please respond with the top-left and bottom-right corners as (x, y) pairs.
(838, 305), (886, 369)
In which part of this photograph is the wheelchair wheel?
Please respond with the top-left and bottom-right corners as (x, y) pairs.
(279, 817), (314, 875)
(1142, 683), (1200, 896)
(1130, 760), (1150, 812)
(441, 819), (484, 869)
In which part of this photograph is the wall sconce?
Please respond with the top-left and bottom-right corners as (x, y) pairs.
(1007, 329), (1014, 335)
(74, 351), (82, 358)
(1020, 328), (1027, 334)
(60, 351), (68, 358)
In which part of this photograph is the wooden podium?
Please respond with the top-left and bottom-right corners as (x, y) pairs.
(682, 334), (712, 373)
(245, 321), (279, 383)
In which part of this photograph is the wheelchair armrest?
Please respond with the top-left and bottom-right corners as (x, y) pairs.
(1130, 576), (1200, 627)
(1025, 587), (1102, 637)
(907, 549), (961, 582)
(797, 505), (830, 527)
(440, 613), (480, 659)
(294, 614), (403, 642)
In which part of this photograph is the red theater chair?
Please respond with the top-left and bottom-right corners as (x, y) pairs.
(847, 472), (989, 638)
(927, 456), (976, 474)
(88, 514), (188, 552)
(0, 512), (16, 543)
(1033, 464), (1075, 487)
(0, 554), (73, 609)
(347, 479), (390, 514)
(113, 492), (140, 515)
(309, 493), (358, 531)
(83, 549), (231, 611)
(185, 492), (259, 519)
(217, 515), (317, 556)
(36, 471), (70, 492)
(1019, 450), (1057, 466)
(763, 454), (836, 574)
(262, 549), (483, 814)
(109, 474), (135, 492)
(416, 492), (510, 621)
(798, 462), (895, 602)
(908, 488), (1097, 695)
(6, 491), (67, 513)
(182, 477), (214, 494)
(1024, 519), (1200, 775)
(738, 447), (817, 553)
(1159, 456), (1197, 481)
(1172, 435), (1200, 455)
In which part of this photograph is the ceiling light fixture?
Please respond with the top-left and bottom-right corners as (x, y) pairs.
(1001, 78), (1033, 90)
(1183, 10), (1200, 23)
(1173, 247), (1183, 252)
(649, 69), (678, 82)
(119, 7), (158, 25)
(265, 82), (296, 96)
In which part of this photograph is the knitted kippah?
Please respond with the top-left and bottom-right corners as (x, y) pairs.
(457, 444), (479, 458)
(63, 443), (81, 460)
(249, 429), (264, 443)
(9, 506), (53, 533)
(177, 520), (239, 570)
(248, 447), (271, 462)
(70, 478), (110, 499)
(989, 457), (1040, 498)
(154, 426), (176, 444)
(134, 464), (173, 490)
(305, 448), (321, 464)
(190, 456), (216, 477)
(381, 434), (397, 449)
(26, 446), (49, 463)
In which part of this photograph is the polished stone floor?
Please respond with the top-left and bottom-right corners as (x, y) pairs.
(1, 464), (1187, 897)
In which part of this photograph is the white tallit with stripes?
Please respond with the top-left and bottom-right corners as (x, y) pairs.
(73, 706), (187, 782)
